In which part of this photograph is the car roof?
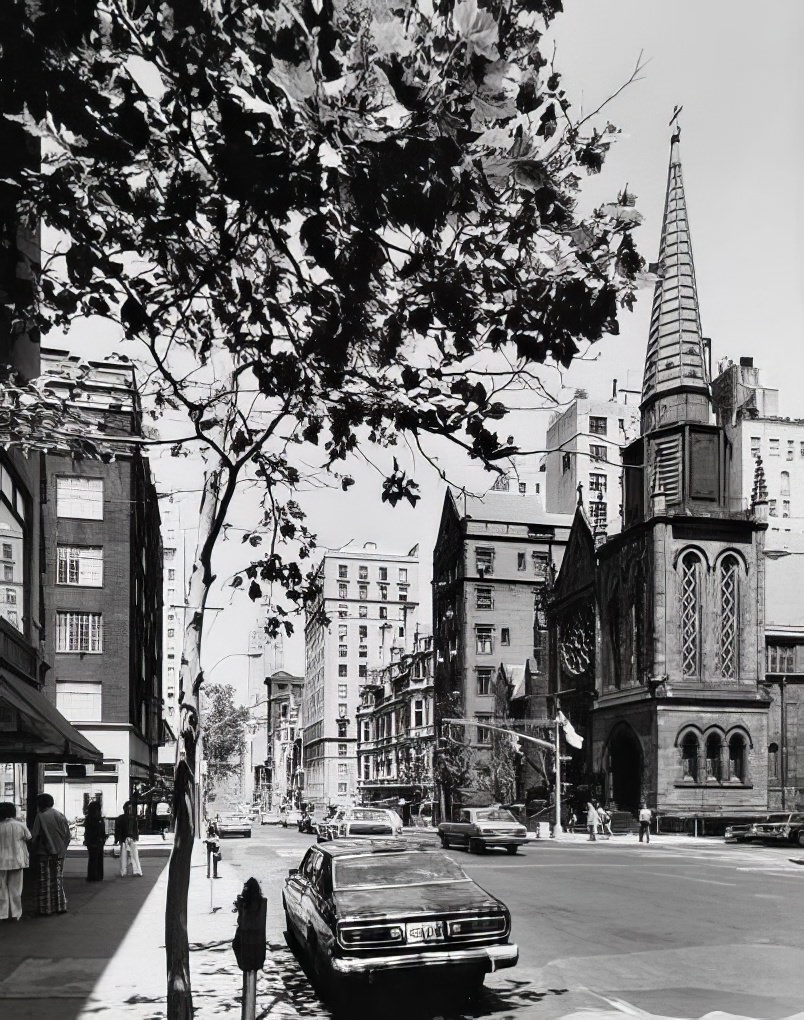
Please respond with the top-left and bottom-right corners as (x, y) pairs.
(314, 838), (438, 859)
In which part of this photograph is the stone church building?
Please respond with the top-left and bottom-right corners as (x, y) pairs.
(548, 130), (773, 824)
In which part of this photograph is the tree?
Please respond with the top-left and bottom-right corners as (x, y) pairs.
(1, 2), (644, 1015)
(202, 683), (250, 798)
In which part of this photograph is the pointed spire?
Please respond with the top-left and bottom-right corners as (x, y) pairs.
(641, 125), (711, 433)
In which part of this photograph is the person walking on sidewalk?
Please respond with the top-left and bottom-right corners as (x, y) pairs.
(30, 794), (71, 915)
(115, 801), (143, 877)
(638, 803), (652, 843)
(84, 799), (108, 882)
(586, 801), (600, 841)
(0, 802), (31, 921)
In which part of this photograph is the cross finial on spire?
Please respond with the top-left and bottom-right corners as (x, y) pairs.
(576, 482), (583, 508)
(669, 104), (683, 142)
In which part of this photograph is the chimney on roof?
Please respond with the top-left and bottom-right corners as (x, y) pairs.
(612, 379), (618, 399)
(740, 356), (754, 368)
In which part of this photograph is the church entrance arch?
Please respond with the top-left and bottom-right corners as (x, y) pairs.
(605, 724), (643, 815)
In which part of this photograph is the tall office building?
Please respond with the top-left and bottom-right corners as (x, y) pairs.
(303, 543), (419, 806)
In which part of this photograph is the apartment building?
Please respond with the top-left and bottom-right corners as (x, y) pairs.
(543, 385), (640, 535)
(156, 501), (186, 785)
(356, 632), (435, 818)
(303, 543), (419, 806)
(265, 668), (304, 810)
(432, 487), (571, 783)
(39, 350), (163, 821)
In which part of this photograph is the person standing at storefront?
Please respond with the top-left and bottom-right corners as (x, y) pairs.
(114, 801), (143, 877)
(0, 802), (31, 921)
(30, 794), (71, 915)
(83, 799), (107, 882)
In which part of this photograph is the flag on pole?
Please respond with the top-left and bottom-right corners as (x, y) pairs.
(557, 710), (584, 749)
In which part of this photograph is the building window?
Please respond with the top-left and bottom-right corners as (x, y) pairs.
(362, 721), (370, 742)
(56, 611), (103, 653)
(359, 645), (367, 658)
(5, 588), (16, 604)
(399, 568), (407, 582)
(781, 471), (791, 496)
(729, 734), (746, 782)
(561, 452), (572, 473)
(359, 665), (367, 678)
(783, 500), (791, 517)
(518, 482), (527, 494)
(589, 416), (607, 435)
(501, 627), (510, 646)
(475, 548), (494, 576)
(338, 763), (348, 777)
(787, 441), (795, 461)
(398, 626), (405, 638)
(56, 477), (103, 520)
(167, 568), (176, 581)
(338, 564), (348, 579)
(338, 743), (348, 758)
(476, 587), (493, 610)
(338, 644), (347, 658)
(338, 684), (347, 700)
(476, 625), (494, 655)
(532, 552), (549, 580)
(359, 625), (367, 640)
(768, 742), (779, 779)
(358, 565), (368, 580)
(338, 604), (348, 618)
(399, 590), (407, 602)
(337, 720), (348, 739)
(680, 552), (701, 678)
(413, 699), (424, 729)
(589, 500), (607, 527)
(769, 499), (777, 517)
(767, 643), (796, 673)
(338, 782), (348, 795)
(338, 623), (347, 639)
(590, 444), (607, 463)
(769, 438), (780, 456)
(379, 567), (388, 581)
(1, 543), (12, 560)
(379, 584), (388, 601)
(56, 682), (102, 721)
(720, 556), (739, 679)
(338, 664), (347, 678)
(681, 733), (699, 781)
(800, 442), (804, 459)
(359, 584), (368, 599)
(751, 437), (761, 457)
(589, 472), (607, 493)
(476, 715), (492, 745)
(362, 758), (370, 780)
(476, 668), (494, 695)
(358, 604), (367, 619)
(167, 628), (174, 638)
(379, 606), (387, 619)
(517, 552), (526, 571)
(2, 564), (11, 581)
(338, 583), (348, 599)
(705, 734), (722, 781)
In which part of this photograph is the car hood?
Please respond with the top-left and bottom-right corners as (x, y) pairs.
(333, 880), (502, 920)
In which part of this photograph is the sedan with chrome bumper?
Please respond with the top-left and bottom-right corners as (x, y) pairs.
(282, 840), (517, 1001)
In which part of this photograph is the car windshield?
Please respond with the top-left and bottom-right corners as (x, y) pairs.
(764, 814), (791, 823)
(350, 809), (390, 821)
(475, 809), (518, 822)
(333, 852), (468, 890)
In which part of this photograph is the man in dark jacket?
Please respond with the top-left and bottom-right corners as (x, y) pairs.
(114, 801), (142, 876)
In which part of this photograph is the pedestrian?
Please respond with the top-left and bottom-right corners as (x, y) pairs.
(568, 809), (577, 834)
(115, 801), (143, 876)
(30, 793), (71, 915)
(0, 802), (31, 921)
(586, 800), (600, 841)
(83, 799), (107, 882)
(638, 802), (652, 843)
(600, 806), (613, 839)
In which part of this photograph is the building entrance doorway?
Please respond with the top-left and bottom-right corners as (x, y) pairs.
(606, 726), (642, 815)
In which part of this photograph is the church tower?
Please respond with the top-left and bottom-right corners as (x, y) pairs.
(590, 128), (770, 823)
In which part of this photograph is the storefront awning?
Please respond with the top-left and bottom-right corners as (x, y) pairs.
(0, 671), (103, 764)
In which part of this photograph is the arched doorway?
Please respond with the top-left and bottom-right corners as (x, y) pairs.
(606, 725), (643, 814)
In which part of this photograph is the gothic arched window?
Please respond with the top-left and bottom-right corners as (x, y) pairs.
(705, 734), (722, 781)
(680, 552), (702, 677)
(681, 733), (699, 781)
(728, 734), (746, 782)
(720, 556), (740, 679)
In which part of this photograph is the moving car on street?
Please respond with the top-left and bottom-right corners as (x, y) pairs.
(316, 806), (404, 842)
(216, 813), (252, 838)
(438, 806), (527, 854)
(283, 839), (518, 1001)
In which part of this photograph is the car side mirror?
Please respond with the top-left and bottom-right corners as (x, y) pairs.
(287, 868), (298, 877)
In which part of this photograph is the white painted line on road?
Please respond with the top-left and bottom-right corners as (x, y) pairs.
(645, 870), (736, 886)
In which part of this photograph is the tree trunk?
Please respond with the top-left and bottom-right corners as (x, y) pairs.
(165, 467), (224, 1020)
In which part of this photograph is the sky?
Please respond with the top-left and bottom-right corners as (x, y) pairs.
(54, 2), (804, 698)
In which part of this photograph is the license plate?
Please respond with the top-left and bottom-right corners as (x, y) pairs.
(406, 921), (445, 943)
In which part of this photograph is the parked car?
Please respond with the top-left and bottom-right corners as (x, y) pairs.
(724, 819), (764, 843)
(317, 807), (404, 842)
(283, 839), (518, 1001)
(438, 806), (527, 854)
(216, 814), (253, 838)
(750, 812), (804, 846)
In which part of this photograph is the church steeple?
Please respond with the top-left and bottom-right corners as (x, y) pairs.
(641, 127), (711, 434)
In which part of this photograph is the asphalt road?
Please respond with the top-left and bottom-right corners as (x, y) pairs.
(223, 825), (804, 1020)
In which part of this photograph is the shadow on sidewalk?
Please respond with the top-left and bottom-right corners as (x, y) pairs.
(0, 851), (169, 1020)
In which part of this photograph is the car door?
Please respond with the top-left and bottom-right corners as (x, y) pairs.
(285, 848), (316, 940)
(308, 854), (336, 959)
(455, 808), (473, 846)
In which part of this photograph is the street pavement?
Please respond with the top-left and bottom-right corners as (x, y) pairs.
(1, 827), (803, 1019)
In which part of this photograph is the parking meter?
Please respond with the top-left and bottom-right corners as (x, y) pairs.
(232, 878), (267, 972)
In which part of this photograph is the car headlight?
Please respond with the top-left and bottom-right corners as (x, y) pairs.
(478, 827), (496, 835)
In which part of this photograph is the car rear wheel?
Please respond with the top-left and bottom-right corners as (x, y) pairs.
(439, 832), (450, 849)
(506, 844), (518, 855)
(797, 830), (804, 847)
(469, 838), (485, 854)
